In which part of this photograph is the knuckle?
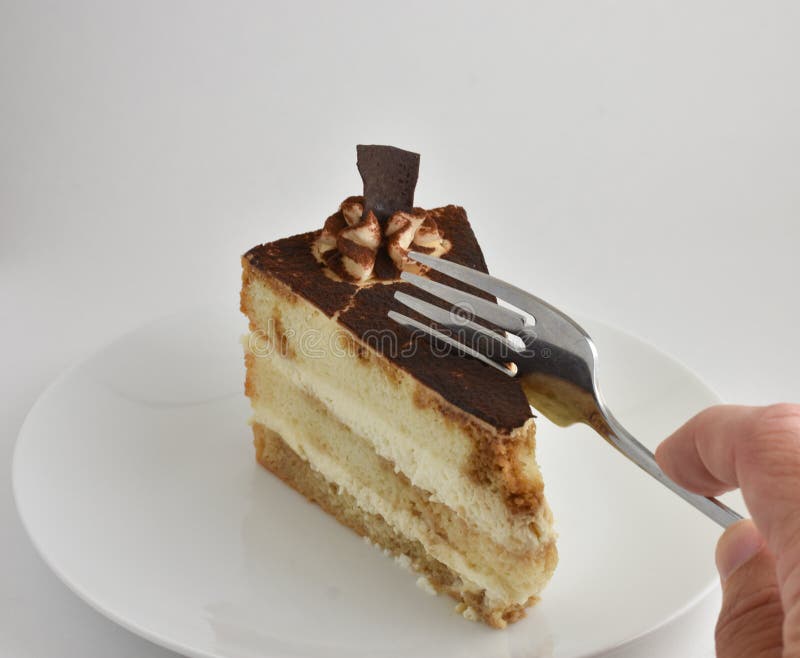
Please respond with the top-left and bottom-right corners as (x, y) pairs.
(715, 585), (784, 655)
(739, 404), (800, 472)
(758, 403), (800, 438)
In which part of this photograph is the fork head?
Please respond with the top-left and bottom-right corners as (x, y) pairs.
(389, 251), (605, 428)
(389, 254), (747, 529)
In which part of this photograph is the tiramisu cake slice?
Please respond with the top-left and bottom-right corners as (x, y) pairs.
(240, 146), (557, 627)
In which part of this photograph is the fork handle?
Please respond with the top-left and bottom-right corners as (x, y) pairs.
(602, 411), (744, 529)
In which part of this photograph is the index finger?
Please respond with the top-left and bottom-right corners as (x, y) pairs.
(655, 404), (800, 599)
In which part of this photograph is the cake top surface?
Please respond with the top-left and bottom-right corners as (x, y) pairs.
(243, 204), (534, 432)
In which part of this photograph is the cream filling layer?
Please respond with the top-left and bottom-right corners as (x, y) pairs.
(248, 355), (553, 605)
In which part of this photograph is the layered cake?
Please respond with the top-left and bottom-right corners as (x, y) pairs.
(240, 146), (557, 627)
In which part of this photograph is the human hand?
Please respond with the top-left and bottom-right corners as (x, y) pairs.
(655, 404), (800, 657)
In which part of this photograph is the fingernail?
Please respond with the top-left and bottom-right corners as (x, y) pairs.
(716, 520), (765, 581)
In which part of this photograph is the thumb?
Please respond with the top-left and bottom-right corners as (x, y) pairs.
(715, 520), (784, 658)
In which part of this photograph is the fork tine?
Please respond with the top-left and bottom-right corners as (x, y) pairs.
(408, 251), (571, 329)
(393, 291), (525, 358)
(400, 271), (529, 333)
(387, 310), (516, 377)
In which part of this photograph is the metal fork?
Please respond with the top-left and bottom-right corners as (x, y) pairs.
(388, 251), (743, 529)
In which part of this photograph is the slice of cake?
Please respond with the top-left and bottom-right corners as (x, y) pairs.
(240, 146), (557, 628)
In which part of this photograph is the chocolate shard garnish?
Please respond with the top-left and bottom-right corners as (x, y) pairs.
(357, 145), (420, 224)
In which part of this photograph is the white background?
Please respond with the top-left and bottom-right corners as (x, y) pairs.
(2, 1), (798, 656)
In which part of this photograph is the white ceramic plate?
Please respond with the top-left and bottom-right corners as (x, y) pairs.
(13, 302), (741, 658)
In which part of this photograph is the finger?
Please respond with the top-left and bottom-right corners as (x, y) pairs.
(655, 404), (800, 551)
(715, 520), (783, 658)
(655, 405), (758, 496)
(656, 403), (800, 655)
